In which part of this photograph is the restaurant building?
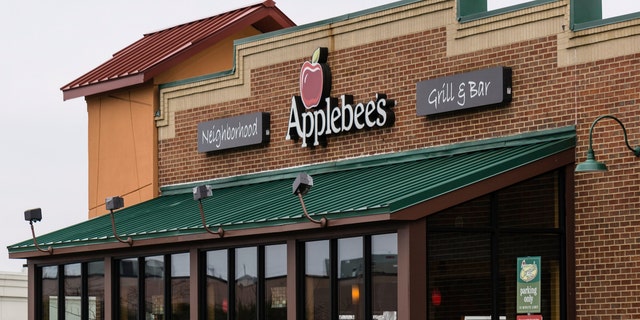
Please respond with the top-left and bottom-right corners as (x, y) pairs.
(8, 0), (640, 319)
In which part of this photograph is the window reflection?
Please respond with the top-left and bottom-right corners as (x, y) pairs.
(119, 258), (139, 320)
(145, 256), (164, 320)
(265, 244), (287, 319)
(206, 250), (228, 320)
(171, 253), (190, 320)
(87, 261), (105, 320)
(236, 247), (257, 320)
(305, 240), (330, 320)
(372, 234), (398, 319)
(41, 266), (58, 320)
(338, 237), (364, 320)
(64, 263), (82, 320)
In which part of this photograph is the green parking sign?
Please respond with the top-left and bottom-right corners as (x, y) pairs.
(517, 256), (541, 314)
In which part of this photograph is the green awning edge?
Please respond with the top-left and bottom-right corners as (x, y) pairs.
(162, 126), (576, 195)
(8, 126), (576, 255)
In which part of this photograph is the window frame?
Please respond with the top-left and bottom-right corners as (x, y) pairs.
(299, 233), (398, 320)
(201, 243), (288, 320)
(570, 0), (640, 30)
(114, 253), (189, 320)
(36, 260), (105, 320)
(426, 169), (567, 320)
(457, 0), (558, 23)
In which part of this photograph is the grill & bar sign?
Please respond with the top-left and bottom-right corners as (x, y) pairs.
(416, 66), (512, 116)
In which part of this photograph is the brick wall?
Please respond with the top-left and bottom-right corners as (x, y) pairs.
(158, 24), (640, 318)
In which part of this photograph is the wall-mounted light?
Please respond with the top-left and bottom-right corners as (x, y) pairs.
(106, 196), (133, 246)
(576, 115), (640, 172)
(24, 208), (53, 254)
(292, 173), (328, 227)
(193, 185), (224, 237)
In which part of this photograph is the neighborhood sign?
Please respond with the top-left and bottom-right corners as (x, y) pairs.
(198, 112), (270, 152)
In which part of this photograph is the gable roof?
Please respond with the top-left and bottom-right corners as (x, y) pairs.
(61, 0), (295, 101)
(8, 127), (575, 257)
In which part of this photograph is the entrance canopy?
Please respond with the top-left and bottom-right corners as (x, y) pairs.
(8, 127), (575, 258)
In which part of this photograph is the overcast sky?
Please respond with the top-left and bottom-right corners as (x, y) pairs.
(2, 1), (639, 272)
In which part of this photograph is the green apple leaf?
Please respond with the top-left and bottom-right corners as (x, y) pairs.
(311, 48), (321, 64)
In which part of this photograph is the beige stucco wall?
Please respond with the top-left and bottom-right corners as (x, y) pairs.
(0, 271), (27, 320)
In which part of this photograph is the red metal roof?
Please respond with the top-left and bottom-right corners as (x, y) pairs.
(61, 0), (295, 100)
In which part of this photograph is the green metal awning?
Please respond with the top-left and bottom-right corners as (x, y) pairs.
(8, 127), (575, 256)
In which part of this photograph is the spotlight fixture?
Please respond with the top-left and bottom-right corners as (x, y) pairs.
(23, 208), (53, 254)
(193, 185), (224, 237)
(106, 196), (133, 246)
(575, 115), (640, 172)
(292, 172), (328, 227)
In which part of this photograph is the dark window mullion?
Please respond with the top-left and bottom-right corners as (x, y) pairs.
(364, 236), (372, 320)
(258, 246), (266, 320)
(165, 255), (172, 320)
(490, 193), (499, 320)
(330, 239), (338, 320)
(138, 258), (145, 320)
(59, 265), (65, 320)
(228, 249), (236, 320)
(559, 168), (568, 319)
(81, 263), (88, 320)
(296, 243), (306, 320)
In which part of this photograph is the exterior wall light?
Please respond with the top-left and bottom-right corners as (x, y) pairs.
(193, 185), (224, 237)
(292, 173), (328, 227)
(106, 196), (133, 246)
(24, 208), (53, 254)
(576, 115), (640, 172)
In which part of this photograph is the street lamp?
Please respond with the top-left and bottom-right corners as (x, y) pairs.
(106, 196), (133, 246)
(292, 172), (328, 227)
(575, 115), (640, 172)
(24, 208), (53, 254)
(193, 185), (224, 237)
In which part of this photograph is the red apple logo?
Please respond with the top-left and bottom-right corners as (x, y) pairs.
(300, 47), (331, 109)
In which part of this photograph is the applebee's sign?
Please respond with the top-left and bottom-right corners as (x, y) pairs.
(286, 48), (396, 148)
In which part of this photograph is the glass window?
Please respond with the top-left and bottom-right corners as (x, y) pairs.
(171, 253), (190, 320)
(41, 266), (59, 320)
(458, 0), (556, 22)
(87, 261), (105, 320)
(572, 0), (640, 30)
(145, 256), (164, 320)
(265, 244), (287, 319)
(303, 234), (398, 320)
(119, 258), (139, 320)
(371, 234), (398, 319)
(338, 237), (364, 320)
(236, 247), (257, 320)
(305, 240), (330, 320)
(205, 245), (288, 320)
(206, 250), (228, 319)
(427, 170), (565, 320)
(64, 264), (82, 319)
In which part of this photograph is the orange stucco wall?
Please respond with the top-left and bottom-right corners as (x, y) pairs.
(154, 25), (261, 84)
(86, 84), (158, 218)
(86, 25), (262, 218)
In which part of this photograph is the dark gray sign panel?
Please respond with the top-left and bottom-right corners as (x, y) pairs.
(198, 112), (270, 152)
(416, 66), (512, 116)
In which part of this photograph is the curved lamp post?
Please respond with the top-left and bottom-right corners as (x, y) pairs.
(107, 196), (133, 246)
(576, 115), (640, 172)
(24, 208), (53, 254)
(193, 185), (224, 237)
(293, 172), (328, 227)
